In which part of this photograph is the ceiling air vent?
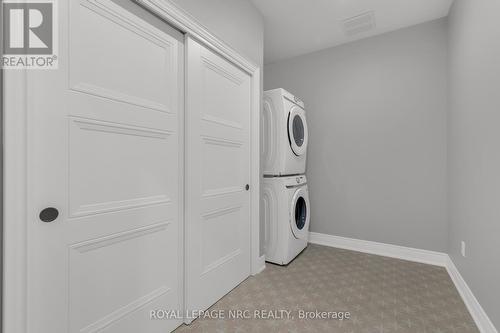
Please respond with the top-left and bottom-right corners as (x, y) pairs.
(343, 11), (376, 37)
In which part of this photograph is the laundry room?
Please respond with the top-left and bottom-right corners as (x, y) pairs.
(1, 0), (499, 332)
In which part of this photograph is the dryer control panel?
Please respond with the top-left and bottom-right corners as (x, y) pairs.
(284, 175), (307, 188)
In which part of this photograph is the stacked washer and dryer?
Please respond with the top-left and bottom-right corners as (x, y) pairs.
(262, 89), (310, 265)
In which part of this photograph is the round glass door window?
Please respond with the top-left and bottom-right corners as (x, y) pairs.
(295, 196), (307, 230)
(288, 107), (308, 156)
(292, 115), (305, 147)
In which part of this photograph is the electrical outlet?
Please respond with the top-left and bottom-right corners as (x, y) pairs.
(461, 241), (466, 257)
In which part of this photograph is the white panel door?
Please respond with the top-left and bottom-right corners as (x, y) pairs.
(26, 1), (184, 332)
(185, 37), (251, 314)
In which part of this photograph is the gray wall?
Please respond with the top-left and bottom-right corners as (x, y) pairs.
(171, 0), (264, 67)
(264, 19), (449, 252)
(448, 0), (500, 328)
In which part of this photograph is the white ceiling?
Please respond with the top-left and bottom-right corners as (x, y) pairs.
(251, 0), (454, 64)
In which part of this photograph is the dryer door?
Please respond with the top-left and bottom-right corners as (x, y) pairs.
(290, 187), (310, 240)
(288, 106), (308, 156)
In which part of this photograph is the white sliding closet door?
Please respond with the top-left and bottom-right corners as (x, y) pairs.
(185, 37), (252, 314)
(26, 1), (184, 332)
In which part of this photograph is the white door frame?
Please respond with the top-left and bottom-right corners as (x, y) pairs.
(2, 1), (263, 332)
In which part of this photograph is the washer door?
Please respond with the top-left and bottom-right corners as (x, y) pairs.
(288, 106), (308, 156)
(290, 187), (310, 240)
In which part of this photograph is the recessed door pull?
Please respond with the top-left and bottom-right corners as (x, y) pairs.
(39, 207), (59, 222)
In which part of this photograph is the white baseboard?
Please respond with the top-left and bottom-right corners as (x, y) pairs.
(309, 232), (498, 333)
(445, 257), (498, 333)
(308, 232), (448, 266)
(252, 255), (266, 275)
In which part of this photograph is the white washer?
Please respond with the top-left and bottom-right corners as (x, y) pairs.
(262, 88), (308, 176)
(262, 175), (310, 265)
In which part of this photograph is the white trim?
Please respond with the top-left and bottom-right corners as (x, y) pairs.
(177, 38), (186, 331)
(3, 69), (28, 333)
(252, 255), (266, 276)
(135, 0), (258, 74)
(446, 257), (498, 333)
(309, 232), (498, 333)
(309, 232), (448, 266)
(250, 69), (261, 275)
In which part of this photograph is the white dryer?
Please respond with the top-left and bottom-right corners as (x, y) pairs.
(262, 175), (310, 265)
(262, 88), (308, 176)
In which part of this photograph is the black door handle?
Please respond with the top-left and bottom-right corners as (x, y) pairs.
(39, 207), (59, 222)
(245, 184), (250, 191)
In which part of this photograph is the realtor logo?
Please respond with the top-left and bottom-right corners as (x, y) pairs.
(2, 0), (58, 69)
